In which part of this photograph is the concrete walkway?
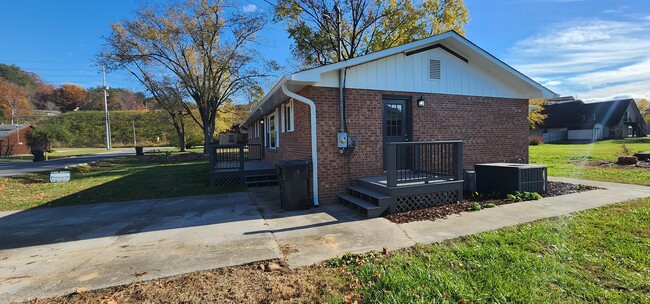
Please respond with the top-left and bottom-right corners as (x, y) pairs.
(1, 177), (648, 302)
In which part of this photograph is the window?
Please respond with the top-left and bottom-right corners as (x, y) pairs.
(265, 110), (279, 148)
(282, 99), (294, 132)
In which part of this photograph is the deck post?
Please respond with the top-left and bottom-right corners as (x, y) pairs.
(454, 141), (464, 181)
(239, 145), (245, 170)
(387, 143), (397, 187)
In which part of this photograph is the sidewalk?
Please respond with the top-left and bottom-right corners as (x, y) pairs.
(1, 177), (648, 302)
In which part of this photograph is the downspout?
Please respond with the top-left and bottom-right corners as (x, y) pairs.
(281, 83), (319, 207)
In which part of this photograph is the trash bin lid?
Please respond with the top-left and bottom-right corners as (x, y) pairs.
(278, 159), (310, 168)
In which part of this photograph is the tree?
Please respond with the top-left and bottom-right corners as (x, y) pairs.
(528, 99), (547, 129)
(275, 0), (469, 68)
(0, 78), (33, 124)
(25, 123), (73, 152)
(100, 0), (273, 152)
(55, 84), (87, 112)
(244, 84), (265, 111)
(637, 98), (649, 122)
(130, 64), (192, 151)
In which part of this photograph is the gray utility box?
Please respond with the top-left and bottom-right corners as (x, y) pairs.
(475, 163), (547, 194)
(463, 170), (477, 193)
(275, 160), (311, 211)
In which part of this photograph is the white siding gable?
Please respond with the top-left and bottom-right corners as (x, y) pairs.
(316, 48), (530, 99)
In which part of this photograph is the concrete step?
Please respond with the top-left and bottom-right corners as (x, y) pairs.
(338, 194), (384, 218)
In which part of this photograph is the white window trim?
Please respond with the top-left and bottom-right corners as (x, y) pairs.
(285, 99), (294, 132)
(281, 104), (286, 133)
(265, 109), (279, 149)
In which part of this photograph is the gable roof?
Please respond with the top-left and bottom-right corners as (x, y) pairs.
(0, 124), (30, 140)
(541, 99), (638, 129)
(242, 31), (558, 127)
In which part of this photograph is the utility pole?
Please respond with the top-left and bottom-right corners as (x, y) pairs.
(102, 65), (112, 150)
(132, 121), (137, 147)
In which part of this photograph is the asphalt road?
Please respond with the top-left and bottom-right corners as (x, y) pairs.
(0, 148), (158, 177)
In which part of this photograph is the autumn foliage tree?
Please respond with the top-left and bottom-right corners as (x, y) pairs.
(275, 0), (469, 68)
(0, 78), (33, 124)
(528, 99), (547, 129)
(101, 0), (273, 152)
(55, 84), (87, 112)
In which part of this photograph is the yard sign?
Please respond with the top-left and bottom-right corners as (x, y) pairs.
(50, 171), (71, 183)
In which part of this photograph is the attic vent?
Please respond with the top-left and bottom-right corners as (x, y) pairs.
(429, 59), (441, 80)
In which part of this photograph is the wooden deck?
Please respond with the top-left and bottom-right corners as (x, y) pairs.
(209, 160), (277, 187)
(214, 160), (274, 172)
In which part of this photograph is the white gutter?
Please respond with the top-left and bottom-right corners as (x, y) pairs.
(281, 83), (319, 207)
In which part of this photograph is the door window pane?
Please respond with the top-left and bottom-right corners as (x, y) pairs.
(385, 103), (403, 137)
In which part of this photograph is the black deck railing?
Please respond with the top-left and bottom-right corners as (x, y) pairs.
(385, 141), (463, 187)
(208, 144), (264, 171)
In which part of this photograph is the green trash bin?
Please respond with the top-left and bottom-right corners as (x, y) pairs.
(275, 160), (312, 211)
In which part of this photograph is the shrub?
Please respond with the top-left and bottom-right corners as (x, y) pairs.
(469, 202), (481, 211)
(506, 191), (542, 202)
(485, 203), (496, 208)
(528, 135), (544, 146)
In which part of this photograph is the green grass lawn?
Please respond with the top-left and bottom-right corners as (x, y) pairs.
(530, 137), (650, 185)
(0, 155), (243, 211)
(334, 198), (650, 303)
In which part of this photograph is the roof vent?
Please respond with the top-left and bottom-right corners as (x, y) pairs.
(429, 59), (441, 80)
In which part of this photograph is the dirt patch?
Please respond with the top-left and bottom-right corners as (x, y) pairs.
(28, 260), (346, 304)
(385, 182), (601, 224)
(581, 160), (650, 169)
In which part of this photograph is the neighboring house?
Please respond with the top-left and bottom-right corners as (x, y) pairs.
(536, 99), (647, 142)
(228, 31), (555, 217)
(0, 124), (32, 156)
(217, 124), (247, 144)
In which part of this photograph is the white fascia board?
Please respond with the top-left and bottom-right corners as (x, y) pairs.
(241, 75), (317, 127)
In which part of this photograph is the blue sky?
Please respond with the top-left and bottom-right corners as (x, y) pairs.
(1, 0), (649, 101)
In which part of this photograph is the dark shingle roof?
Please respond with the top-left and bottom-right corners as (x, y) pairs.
(541, 99), (635, 129)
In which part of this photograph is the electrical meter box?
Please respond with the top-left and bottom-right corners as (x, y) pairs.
(337, 132), (348, 148)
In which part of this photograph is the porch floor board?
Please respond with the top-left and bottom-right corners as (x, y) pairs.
(358, 174), (457, 188)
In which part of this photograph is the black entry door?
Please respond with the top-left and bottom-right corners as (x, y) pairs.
(382, 98), (410, 170)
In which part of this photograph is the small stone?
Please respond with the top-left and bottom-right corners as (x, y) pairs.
(265, 262), (281, 272)
(74, 287), (87, 294)
(258, 264), (266, 271)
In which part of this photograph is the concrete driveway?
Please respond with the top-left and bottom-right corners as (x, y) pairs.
(0, 193), (282, 302)
(1, 177), (649, 302)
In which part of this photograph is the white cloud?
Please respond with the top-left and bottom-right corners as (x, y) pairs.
(603, 6), (630, 14)
(507, 18), (650, 101)
(242, 4), (257, 13)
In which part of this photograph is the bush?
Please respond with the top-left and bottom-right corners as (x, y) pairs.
(528, 135), (544, 146)
(468, 202), (481, 211)
(506, 191), (542, 202)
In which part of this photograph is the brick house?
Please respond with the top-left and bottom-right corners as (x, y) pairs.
(0, 124), (32, 156)
(231, 31), (556, 217)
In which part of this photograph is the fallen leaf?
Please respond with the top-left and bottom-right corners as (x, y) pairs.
(75, 287), (87, 294)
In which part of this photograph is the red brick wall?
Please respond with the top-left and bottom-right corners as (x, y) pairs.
(0, 127), (32, 156)
(253, 87), (528, 205)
